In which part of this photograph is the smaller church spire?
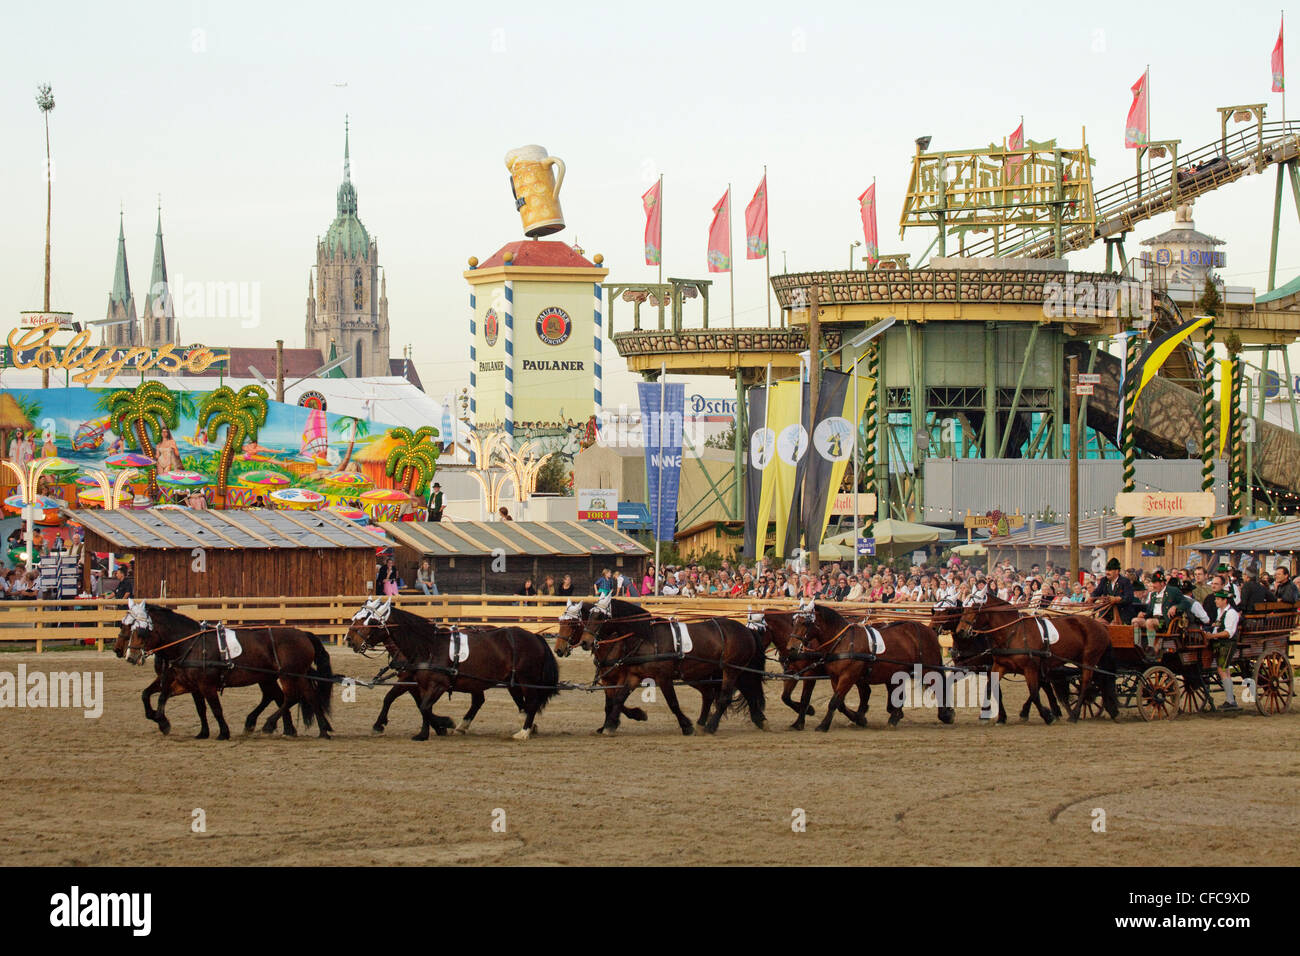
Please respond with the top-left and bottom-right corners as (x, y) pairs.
(110, 209), (131, 306)
(344, 114), (351, 182)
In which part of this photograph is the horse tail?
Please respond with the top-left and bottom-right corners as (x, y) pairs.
(730, 622), (767, 721)
(528, 631), (562, 714)
(305, 632), (335, 725)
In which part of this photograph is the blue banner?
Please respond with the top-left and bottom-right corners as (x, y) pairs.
(638, 381), (684, 542)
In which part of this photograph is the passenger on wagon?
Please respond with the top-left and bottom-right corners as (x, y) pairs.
(1132, 570), (1210, 658)
(1271, 564), (1299, 604)
(1090, 557), (1136, 623)
(1204, 589), (1241, 711)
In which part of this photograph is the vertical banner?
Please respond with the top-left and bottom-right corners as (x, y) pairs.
(1125, 69), (1149, 148)
(742, 384), (771, 558)
(1273, 16), (1285, 92)
(770, 380), (810, 558)
(707, 188), (732, 272)
(638, 381), (685, 542)
(745, 175), (768, 258)
(805, 370), (873, 547)
(642, 178), (663, 265)
(857, 183), (879, 264)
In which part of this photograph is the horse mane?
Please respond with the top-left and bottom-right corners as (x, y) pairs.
(387, 605), (446, 643)
(815, 602), (851, 630)
(147, 603), (203, 632)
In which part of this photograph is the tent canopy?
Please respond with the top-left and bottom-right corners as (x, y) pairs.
(825, 519), (955, 549)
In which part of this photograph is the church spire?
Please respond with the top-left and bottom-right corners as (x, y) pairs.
(336, 116), (358, 217)
(141, 199), (173, 338)
(110, 208), (131, 306)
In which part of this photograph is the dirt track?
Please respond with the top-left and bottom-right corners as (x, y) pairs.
(1, 647), (1297, 866)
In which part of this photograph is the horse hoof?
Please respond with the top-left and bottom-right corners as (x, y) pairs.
(194, 731), (209, 740)
(789, 721), (805, 731)
(242, 724), (255, 735)
(412, 733), (429, 741)
(217, 731), (231, 741)
(511, 728), (533, 741)
(1018, 715), (1029, 723)
(157, 723), (171, 736)
(319, 731), (332, 740)
(455, 723), (471, 735)
(680, 723), (694, 736)
(371, 725), (385, 735)
(804, 706), (817, 716)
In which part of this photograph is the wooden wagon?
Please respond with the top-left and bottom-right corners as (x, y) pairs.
(1068, 603), (1296, 720)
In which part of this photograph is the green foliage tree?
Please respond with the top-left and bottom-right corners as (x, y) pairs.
(384, 426), (440, 495)
(534, 454), (572, 495)
(106, 380), (178, 496)
(198, 384), (269, 501)
(1198, 274), (1223, 318)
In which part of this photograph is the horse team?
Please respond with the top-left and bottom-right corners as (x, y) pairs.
(113, 591), (1121, 741)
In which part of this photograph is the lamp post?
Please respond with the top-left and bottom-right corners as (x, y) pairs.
(849, 240), (861, 271)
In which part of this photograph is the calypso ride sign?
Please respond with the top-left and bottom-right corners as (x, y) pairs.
(6, 322), (225, 386)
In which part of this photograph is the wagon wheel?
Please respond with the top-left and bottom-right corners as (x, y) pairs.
(1252, 652), (1295, 716)
(1064, 674), (1106, 718)
(1179, 675), (1213, 714)
(1136, 666), (1181, 721)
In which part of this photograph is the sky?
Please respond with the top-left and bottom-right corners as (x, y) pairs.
(2, 0), (1298, 409)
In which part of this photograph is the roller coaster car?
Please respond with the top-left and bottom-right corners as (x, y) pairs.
(1093, 604), (1296, 721)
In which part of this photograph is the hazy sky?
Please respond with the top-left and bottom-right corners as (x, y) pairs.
(3, 0), (1297, 407)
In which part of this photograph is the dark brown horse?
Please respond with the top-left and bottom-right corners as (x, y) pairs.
(750, 610), (836, 725)
(116, 600), (334, 739)
(346, 598), (559, 740)
(554, 601), (668, 728)
(569, 597), (766, 736)
(118, 652), (285, 738)
(790, 600), (954, 731)
(952, 595), (1118, 723)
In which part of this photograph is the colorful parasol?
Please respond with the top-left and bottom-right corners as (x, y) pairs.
(39, 457), (81, 474)
(359, 488), (411, 504)
(328, 506), (369, 525)
(238, 470), (292, 489)
(77, 488), (106, 507)
(153, 503), (190, 511)
(322, 472), (372, 490)
(269, 487), (326, 511)
(5, 494), (66, 524)
(106, 452), (155, 469)
(157, 470), (209, 487)
(74, 475), (101, 488)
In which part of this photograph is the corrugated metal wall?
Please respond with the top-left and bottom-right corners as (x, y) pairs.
(922, 459), (1228, 524)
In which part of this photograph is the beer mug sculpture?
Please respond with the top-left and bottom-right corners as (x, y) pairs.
(505, 145), (566, 237)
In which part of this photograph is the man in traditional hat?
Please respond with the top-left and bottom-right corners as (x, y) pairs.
(1090, 557), (1136, 623)
(1132, 569), (1209, 658)
(1203, 589), (1241, 711)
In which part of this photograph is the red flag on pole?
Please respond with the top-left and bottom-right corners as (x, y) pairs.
(642, 178), (662, 266)
(857, 183), (878, 264)
(1007, 121), (1025, 184)
(744, 175), (768, 259)
(1125, 69), (1149, 148)
(707, 188), (731, 272)
(1273, 17), (1285, 92)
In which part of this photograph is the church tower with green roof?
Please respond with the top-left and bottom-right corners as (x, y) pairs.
(140, 205), (178, 347)
(103, 211), (140, 347)
(305, 117), (390, 378)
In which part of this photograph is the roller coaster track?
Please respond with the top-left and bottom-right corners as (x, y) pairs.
(959, 120), (1300, 261)
(1065, 341), (1300, 496)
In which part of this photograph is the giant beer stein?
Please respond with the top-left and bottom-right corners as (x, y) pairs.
(505, 145), (566, 237)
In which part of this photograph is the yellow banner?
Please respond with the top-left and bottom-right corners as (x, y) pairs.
(767, 382), (804, 558)
(1219, 358), (1233, 457)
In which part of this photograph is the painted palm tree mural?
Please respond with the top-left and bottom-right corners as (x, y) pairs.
(199, 384), (268, 501)
(105, 381), (177, 496)
(384, 425), (440, 495)
(332, 415), (370, 471)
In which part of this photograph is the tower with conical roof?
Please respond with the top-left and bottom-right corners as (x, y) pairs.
(103, 211), (140, 347)
(306, 117), (390, 377)
(140, 203), (178, 347)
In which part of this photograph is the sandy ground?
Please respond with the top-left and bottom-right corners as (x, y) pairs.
(0, 646), (1296, 866)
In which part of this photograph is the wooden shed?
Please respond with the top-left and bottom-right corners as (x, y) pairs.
(380, 520), (650, 595)
(992, 514), (1237, 573)
(68, 508), (380, 598)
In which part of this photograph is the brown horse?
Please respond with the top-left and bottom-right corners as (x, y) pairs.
(117, 600), (334, 739)
(790, 600), (954, 731)
(750, 609), (840, 725)
(554, 601), (670, 728)
(570, 597), (766, 736)
(952, 595), (1118, 723)
(116, 651), (285, 738)
(346, 598), (559, 740)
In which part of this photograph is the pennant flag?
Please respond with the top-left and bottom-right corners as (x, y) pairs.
(857, 184), (879, 264)
(1274, 17), (1286, 92)
(1219, 359), (1233, 457)
(1125, 70), (1149, 148)
(745, 175), (768, 259)
(1130, 315), (1213, 408)
(743, 384), (771, 558)
(642, 179), (662, 266)
(707, 188), (731, 272)
(1006, 121), (1025, 184)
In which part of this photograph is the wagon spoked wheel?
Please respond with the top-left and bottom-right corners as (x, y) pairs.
(1065, 674), (1106, 718)
(1136, 666), (1181, 721)
(1179, 676), (1212, 714)
(1252, 652), (1294, 716)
